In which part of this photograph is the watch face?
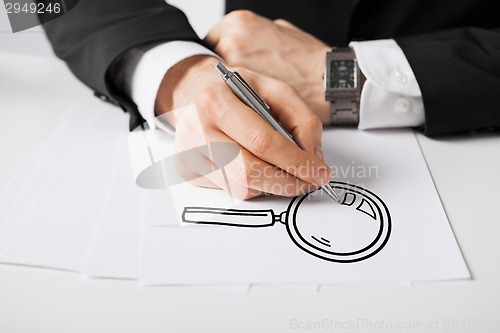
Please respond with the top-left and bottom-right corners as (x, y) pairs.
(329, 60), (357, 89)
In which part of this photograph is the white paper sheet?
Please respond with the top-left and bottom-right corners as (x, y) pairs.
(0, 147), (46, 245)
(0, 104), (105, 261)
(138, 192), (252, 292)
(142, 189), (178, 226)
(80, 142), (143, 279)
(1, 104), (128, 270)
(139, 128), (470, 285)
(0, 102), (470, 287)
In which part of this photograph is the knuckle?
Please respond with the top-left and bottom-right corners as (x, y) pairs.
(274, 18), (288, 25)
(226, 10), (257, 24)
(194, 86), (222, 119)
(214, 40), (229, 56)
(249, 132), (273, 156)
(230, 174), (258, 199)
(291, 116), (323, 144)
(229, 37), (246, 53)
(283, 82), (298, 95)
(232, 185), (252, 200)
(234, 164), (256, 188)
(270, 80), (295, 95)
(194, 86), (218, 106)
(304, 115), (323, 132)
(217, 35), (245, 57)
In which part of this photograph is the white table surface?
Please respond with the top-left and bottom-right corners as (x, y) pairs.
(1, 51), (499, 333)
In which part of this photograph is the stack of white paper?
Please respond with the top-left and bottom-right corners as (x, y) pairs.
(0, 102), (470, 287)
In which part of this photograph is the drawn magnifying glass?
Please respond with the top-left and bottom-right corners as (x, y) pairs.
(182, 181), (391, 263)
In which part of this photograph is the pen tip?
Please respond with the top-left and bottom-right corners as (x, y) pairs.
(321, 184), (340, 202)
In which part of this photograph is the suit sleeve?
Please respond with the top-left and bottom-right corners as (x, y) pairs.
(40, 0), (202, 130)
(396, 27), (500, 136)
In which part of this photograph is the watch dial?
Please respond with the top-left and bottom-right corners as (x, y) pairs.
(330, 60), (356, 89)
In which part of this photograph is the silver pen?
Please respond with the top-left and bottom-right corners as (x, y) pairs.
(215, 63), (340, 202)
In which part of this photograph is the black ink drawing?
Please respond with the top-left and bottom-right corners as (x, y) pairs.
(182, 181), (391, 263)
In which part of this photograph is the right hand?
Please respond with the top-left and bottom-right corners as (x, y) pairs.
(155, 55), (331, 200)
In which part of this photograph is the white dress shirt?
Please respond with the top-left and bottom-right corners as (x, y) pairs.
(118, 40), (425, 131)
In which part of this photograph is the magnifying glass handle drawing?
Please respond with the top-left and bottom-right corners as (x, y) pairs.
(182, 207), (286, 228)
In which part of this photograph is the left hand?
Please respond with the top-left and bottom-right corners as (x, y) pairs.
(205, 10), (332, 124)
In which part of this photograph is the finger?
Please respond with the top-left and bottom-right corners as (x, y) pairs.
(202, 128), (318, 198)
(187, 166), (264, 200)
(189, 173), (219, 189)
(195, 81), (331, 187)
(173, 136), (265, 199)
(226, 149), (319, 197)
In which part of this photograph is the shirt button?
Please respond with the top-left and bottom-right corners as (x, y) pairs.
(391, 69), (408, 85)
(394, 98), (411, 113)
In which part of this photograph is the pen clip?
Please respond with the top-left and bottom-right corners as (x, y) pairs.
(233, 72), (270, 111)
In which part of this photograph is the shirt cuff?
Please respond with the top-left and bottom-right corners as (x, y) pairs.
(350, 39), (425, 130)
(124, 41), (219, 130)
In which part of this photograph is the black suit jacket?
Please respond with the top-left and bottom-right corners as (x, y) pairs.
(41, 0), (500, 136)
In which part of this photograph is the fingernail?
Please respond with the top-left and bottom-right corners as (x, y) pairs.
(314, 167), (331, 186)
(314, 145), (324, 160)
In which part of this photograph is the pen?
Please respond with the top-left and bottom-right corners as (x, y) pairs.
(215, 62), (340, 202)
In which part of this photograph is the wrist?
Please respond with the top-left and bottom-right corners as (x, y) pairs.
(314, 46), (333, 125)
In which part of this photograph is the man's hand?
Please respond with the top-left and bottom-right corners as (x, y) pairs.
(205, 10), (332, 124)
(155, 55), (331, 200)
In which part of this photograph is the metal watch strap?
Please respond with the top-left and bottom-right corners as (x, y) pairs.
(326, 47), (360, 126)
(330, 98), (360, 125)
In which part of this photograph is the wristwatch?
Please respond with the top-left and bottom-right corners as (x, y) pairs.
(324, 47), (361, 126)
